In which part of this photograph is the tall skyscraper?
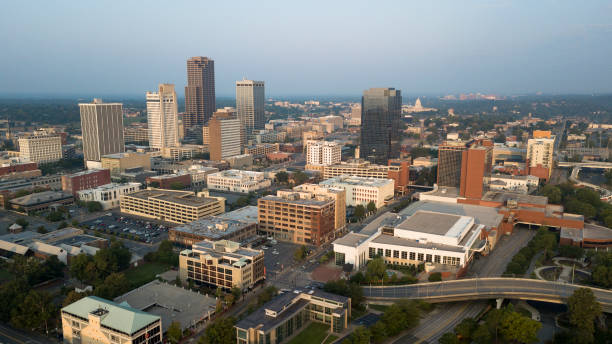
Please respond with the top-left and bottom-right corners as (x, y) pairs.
(360, 88), (402, 164)
(184, 57), (215, 128)
(147, 84), (179, 149)
(79, 99), (125, 168)
(208, 108), (242, 161)
(236, 79), (265, 135)
(459, 143), (493, 199)
(527, 131), (555, 180)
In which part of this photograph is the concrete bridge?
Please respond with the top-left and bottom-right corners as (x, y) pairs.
(569, 166), (612, 200)
(363, 278), (612, 313)
(557, 161), (612, 169)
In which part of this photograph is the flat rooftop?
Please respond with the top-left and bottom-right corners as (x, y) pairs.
(192, 240), (261, 258)
(482, 191), (548, 206)
(370, 233), (465, 253)
(358, 212), (406, 236)
(218, 205), (258, 223)
(10, 190), (73, 206)
(114, 280), (216, 332)
(260, 195), (331, 207)
(321, 175), (393, 187)
(333, 232), (370, 247)
(396, 210), (469, 238)
(402, 201), (503, 228)
(172, 216), (253, 240)
(126, 189), (219, 207)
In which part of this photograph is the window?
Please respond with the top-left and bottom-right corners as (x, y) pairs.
(377, 248), (383, 256)
(369, 247), (376, 258)
(335, 252), (345, 266)
(409, 252), (415, 260)
(417, 253), (424, 261)
(426, 254), (432, 262)
(401, 251), (407, 259)
(393, 250), (399, 258)
(434, 255), (441, 263)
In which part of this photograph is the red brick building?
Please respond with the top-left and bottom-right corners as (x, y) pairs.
(61, 169), (111, 197)
(387, 158), (411, 195)
(0, 162), (38, 176)
(146, 173), (192, 189)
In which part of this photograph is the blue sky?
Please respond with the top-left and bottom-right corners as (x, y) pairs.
(1, 0), (611, 97)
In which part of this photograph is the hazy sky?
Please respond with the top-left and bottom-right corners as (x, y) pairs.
(1, 0), (612, 97)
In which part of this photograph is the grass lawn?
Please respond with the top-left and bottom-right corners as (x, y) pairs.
(123, 262), (171, 288)
(287, 322), (332, 344)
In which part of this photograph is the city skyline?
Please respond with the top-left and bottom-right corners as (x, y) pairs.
(2, 1), (612, 97)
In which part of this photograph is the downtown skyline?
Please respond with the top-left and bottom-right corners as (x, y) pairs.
(1, 1), (612, 97)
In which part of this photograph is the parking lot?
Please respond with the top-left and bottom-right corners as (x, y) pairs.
(260, 241), (302, 276)
(81, 213), (170, 244)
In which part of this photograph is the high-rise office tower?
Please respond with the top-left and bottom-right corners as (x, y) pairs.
(208, 109), (242, 161)
(147, 84), (179, 149)
(184, 57), (215, 128)
(459, 143), (493, 199)
(360, 88), (402, 164)
(79, 99), (125, 168)
(236, 79), (265, 136)
(437, 141), (467, 188)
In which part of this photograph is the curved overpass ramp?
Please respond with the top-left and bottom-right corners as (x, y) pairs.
(363, 278), (612, 312)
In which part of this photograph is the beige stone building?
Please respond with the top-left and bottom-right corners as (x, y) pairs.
(101, 152), (151, 176)
(322, 160), (389, 179)
(61, 296), (162, 344)
(18, 134), (62, 163)
(179, 239), (264, 290)
(120, 188), (224, 224)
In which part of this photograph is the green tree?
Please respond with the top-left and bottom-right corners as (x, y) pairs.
(354, 204), (366, 219)
(36, 225), (48, 234)
(567, 288), (602, 343)
(369, 321), (387, 343)
(294, 245), (308, 261)
(63, 291), (87, 307)
(0, 279), (29, 322)
(290, 171), (309, 186)
(69, 254), (97, 284)
(366, 257), (386, 281)
(10, 290), (56, 335)
(94, 273), (131, 299)
(454, 317), (477, 341)
(200, 317), (236, 344)
(499, 310), (541, 343)
(46, 211), (65, 222)
(15, 218), (29, 228)
(275, 171), (289, 183)
(343, 326), (371, 344)
(166, 321), (182, 344)
(86, 201), (103, 213)
(366, 201), (377, 213)
(428, 272), (442, 282)
(439, 332), (460, 344)
(231, 287), (242, 301)
(539, 185), (562, 204)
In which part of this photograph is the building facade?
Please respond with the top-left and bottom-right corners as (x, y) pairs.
(360, 88), (402, 164)
(527, 135), (555, 180)
(101, 152), (151, 176)
(305, 141), (342, 168)
(244, 143), (280, 159)
(77, 182), (141, 210)
(120, 189), (225, 224)
(61, 296), (162, 344)
(62, 169), (112, 197)
(18, 135), (62, 164)
(236, 80), (265, 135)
(319, 175), (394, 208)
(437, 141), (467, 188)
(184, 57), (215, 129)
(207, 170), (271, 193)
(208, 110), (242, 161)
(179, 239), (264, 290)
(79, 99), (125, 165)
(147, 84), (179, 149)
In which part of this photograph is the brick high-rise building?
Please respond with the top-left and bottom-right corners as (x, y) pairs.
(459, 145), (492, 199)
(208, 109), (242, 161)
(184, 57), (215, 129)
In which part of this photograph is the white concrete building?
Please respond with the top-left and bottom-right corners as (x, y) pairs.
(147, 84), (179, 149)
(333, 210), (485, 271)
(18, 135), (62, 163)
(77, 182), (141, 209)
(206, 170), (271, 193)
(488, 174), (539, 193)
(79, 99), (125, 165)
(306, 140), (342, 166)
(320, 175), (394, 208)
(526, 136), (555, 170)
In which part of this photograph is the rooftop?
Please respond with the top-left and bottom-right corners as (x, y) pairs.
(66, 169), (109, 177)
(102, 152), (149, 159)
(333, 232), (370, 247)
(396, 210), (469, 238)
(260, 195), (331, 206)
(126, 189), (220, 207)
(401, 201), (503, 228)
(114, 280), (216, 332)
(370, 233), (466, 253)
(320, 175), (394, 187)
(172, 216), (254, 240)
(482, 191), (548, 206)
(192, 240), (262, 259)
(9, 190), (73, 206)
(61, 296), (160, 336)
(218, 205), (258, 223)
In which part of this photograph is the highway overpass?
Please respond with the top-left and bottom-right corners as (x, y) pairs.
(557, 161), (612, 169)
(363, 278), (612, 312)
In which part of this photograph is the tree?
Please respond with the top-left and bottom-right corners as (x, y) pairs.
(439, 332), (460, 344)
(200, 317), (236, 344)
(94, 273), (131, 299)
(63, 291), (87, 307)
(46, 211), (65, 222)
(231, 287), (242, 301)
(369, 321), (387, 343)
(354, 204), (366, 220)
(166, 321), (182, 344)
(58, 221), (68, 229)
(428, 272), (442, 282)
(86, 201), (103, 213)
(567, 288), (602, 343)
(366, 201), (377, 213)
(290, 171), (308, 186)
(343, 326), (371, 344)
(15, 218), (29, 228)
(70, 254), (96, 284)
(0, 279), (29, 322)
(36, 225), (48, 234)
(540, 185), (562, 204)
(499, 310), (541, 343)
(275, 171), (289, 183)
(10, 290), (55, 335)
(558, 245), (584, 259)
(366, 257), (386, 281)
(454, 317), (477, 341)
(294, 245), (308, 261)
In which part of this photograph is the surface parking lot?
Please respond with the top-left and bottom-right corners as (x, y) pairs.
(81, 213), (169, 243)
(260, 241), (301, 276)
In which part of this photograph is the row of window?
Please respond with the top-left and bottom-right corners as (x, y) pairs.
(369, 247), (461, 265)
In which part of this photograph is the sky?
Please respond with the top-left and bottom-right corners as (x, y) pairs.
(1, 0), (612, 98)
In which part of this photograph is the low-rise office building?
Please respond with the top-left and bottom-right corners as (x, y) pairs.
(101, 152), (151, 176)
(488, 174), (539, 193)
(170, 215), (257, 247)
(77, 182), (142, 210)
(245, 143), (280, 159)
(207, 170), (271, 193)
(62, 169), (112, 197)
(120, 189), (225, 224)
(146, 173), (192, 189)
(61, 296), (162, 344)
(320, 175), (394, 208)
(235, 290), (351, 344)
(179, 239), (264, 290)
(258, 192), (336, 245)
(9, 190), (74, 213)
(323, 159), (411, 194)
